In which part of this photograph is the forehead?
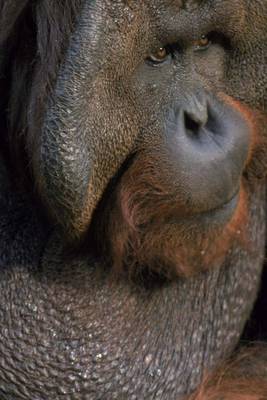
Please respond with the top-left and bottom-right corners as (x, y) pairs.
(109, 0), (242, 11)
(103, 0), (245, 24)
(88, 0), (267, 44)
(156, 0), (203, 10)
(126, 0), (245, 37)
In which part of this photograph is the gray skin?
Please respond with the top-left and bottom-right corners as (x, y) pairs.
(0, 0), (267, 399)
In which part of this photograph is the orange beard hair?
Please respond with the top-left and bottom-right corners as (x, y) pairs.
(99, 151), (249, 279)
(189, 346), (267, 400)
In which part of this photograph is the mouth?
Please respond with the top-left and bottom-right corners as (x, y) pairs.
(194, 191), (240, 224)
(92, 148), (245, 280)
(166, 191), (240, 228)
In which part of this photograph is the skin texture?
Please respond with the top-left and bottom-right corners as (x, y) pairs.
(0, 0), (267, 399)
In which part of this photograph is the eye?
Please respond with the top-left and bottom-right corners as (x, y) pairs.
(146, 47), (170, 64)
(193, 35), (211, 51)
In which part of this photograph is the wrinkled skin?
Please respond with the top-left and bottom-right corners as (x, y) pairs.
(0, 0), (267, 399)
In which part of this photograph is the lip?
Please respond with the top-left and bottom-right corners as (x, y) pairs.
(168, 192), (240, 227)
(193, 192), (240, 225)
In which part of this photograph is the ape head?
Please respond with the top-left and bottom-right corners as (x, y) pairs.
(1, 0), (267, 399)
(20, 0), (266, 279)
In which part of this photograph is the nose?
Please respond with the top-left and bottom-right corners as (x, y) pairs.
(164, 92), (250, 215)
(184, 94), (208, 132)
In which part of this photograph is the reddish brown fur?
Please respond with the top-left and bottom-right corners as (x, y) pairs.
(188, 346), (267, 400)
(221, 94), (267, 178)
(97, 150), (249, 279)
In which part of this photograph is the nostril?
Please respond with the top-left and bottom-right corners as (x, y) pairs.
(182, 95), (209, 135)
(184, 112), (201, 135)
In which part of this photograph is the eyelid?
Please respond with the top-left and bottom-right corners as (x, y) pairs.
(203, 31), (231, 50)
(170, 31), (230, 51)
(146, 45), (173, 65)
(193, 38), (211, 52)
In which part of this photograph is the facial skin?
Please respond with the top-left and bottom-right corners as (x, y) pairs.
(0, 0), (267, 399)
